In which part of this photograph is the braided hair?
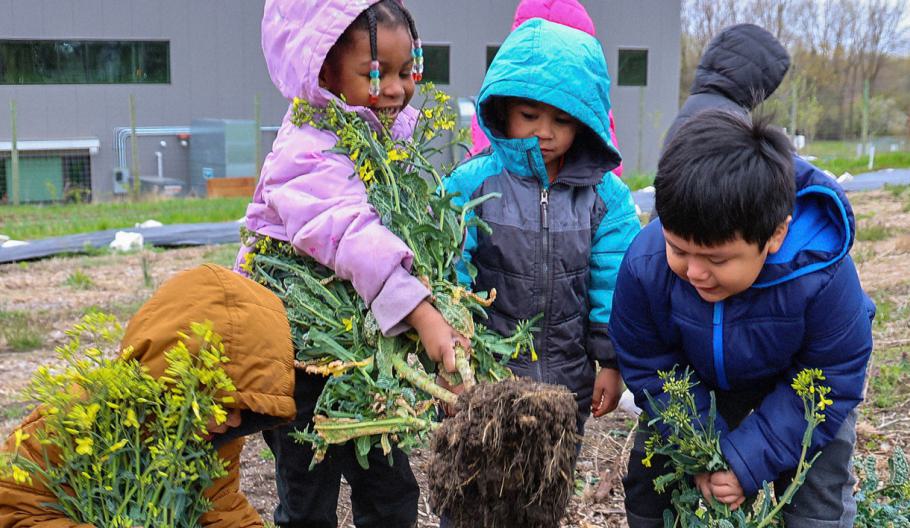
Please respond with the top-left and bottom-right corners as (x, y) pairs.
(325, 0), (424, 104)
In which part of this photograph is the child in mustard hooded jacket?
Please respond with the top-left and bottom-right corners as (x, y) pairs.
(0, 265), (296, 528)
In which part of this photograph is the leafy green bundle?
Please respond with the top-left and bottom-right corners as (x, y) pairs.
(242, 85), (537, 466)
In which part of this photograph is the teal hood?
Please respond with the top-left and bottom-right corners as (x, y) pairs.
(476, 18), (621, 187)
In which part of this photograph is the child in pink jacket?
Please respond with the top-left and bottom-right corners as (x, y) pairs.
(465, 0), (624, 178)
(236, 1), (465, 526)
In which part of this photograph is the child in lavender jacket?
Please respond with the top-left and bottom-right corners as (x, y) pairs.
(235, 1), (465, 526)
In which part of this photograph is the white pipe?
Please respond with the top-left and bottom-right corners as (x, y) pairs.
(113, 125), (280, 170)
(155, 151), (164, 180)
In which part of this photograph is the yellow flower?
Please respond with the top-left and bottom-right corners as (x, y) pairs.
(124, 408), (140, 428)
(434, 91), (451, 104)
(11, 465), (31, 485)
(107, 439), (129, 454)
(13, 429), (29, 449)
(387, 148), (409, 162)
(212, 405), (228, 426)
(423, 108), (434, 119)
(641, 452), (654, 468)
(358, 159), (375, 183)
(75, 437), (94, 456)
(350, 148), (360, 162)
(342, 318), (353, 332)
(817, 395), (833, 411)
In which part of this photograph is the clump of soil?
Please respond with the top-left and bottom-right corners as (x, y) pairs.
(428, 378), (579, 528)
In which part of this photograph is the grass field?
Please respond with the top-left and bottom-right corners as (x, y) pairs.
(0, 196), (249, 241)
(802, 138), (910, 175)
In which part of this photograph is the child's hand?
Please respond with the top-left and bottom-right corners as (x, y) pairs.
(405, 300), (470, 373)
(696, 470), (745, 510)
(708, 470), (745, 509)
(591, 367), (622, 417)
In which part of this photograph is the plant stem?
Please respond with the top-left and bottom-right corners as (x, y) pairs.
(455, 345), (475, 389)
(390, 354), (457, 405)
(315, 416), (438, 444)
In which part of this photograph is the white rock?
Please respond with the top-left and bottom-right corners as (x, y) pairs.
(134, 219), (163, 228)
(640, 186), (655, 194)
(109, 231), (144, 252)
(1, 239), (28, 248)
(836, 172), (854, 183)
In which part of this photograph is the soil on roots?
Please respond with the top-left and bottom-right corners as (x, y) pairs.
(428, 378), (580, 528)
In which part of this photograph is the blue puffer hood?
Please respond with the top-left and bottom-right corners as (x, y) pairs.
(475, 18), (621, 187)
(754, 157), (855, 287)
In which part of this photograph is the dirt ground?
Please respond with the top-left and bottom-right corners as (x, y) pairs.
(1, 189), (908, 527)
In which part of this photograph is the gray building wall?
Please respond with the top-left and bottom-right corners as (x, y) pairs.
(0, 0), (288, 201)
(0, 0), (679, 202)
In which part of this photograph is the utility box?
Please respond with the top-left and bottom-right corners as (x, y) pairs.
(189, 119), (257, 196)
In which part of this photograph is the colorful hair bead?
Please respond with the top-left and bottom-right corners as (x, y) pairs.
(369, 60), (381, 105)
(412, 38), (424, 82)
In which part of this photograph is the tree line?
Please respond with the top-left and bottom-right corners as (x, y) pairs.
(681, 0), (909, 142)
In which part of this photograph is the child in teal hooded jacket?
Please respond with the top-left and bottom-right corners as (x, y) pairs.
(444, 18), (640, 430)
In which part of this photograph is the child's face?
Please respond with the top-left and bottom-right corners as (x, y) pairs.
(320, 24), (416, 120)
(505, 100), (578, 166)
(663, 222), (789, 302)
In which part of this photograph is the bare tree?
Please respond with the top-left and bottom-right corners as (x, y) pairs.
(679, 0), (909, 139)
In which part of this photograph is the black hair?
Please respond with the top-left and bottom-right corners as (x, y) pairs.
(655, 109), (795, 249)
(324, 0), (419, 70)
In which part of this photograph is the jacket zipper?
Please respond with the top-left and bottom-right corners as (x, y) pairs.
(537, 168), (551, 382)
(712, 301), (730, 390)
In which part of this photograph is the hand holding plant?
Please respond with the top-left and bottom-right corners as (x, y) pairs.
(642, 366), (831, 527)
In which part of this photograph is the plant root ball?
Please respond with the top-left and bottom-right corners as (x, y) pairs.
(428, 378), (580, 528)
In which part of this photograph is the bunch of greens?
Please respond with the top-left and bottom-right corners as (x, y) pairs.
(241, 84), (537, 467)
(854, 447), (910, 527)
(0, 312), (237, 528)
(642, 367), (831, 527)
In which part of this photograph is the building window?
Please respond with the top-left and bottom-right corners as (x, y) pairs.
(486, 45), (500, 70)
(617, 49), (648, 86)
(421, 44), (450, 85)
(0, 40), (170, 85)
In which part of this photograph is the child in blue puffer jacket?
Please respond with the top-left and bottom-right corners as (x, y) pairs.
(612, 109), (875, 527)
(444, 18), (641, 433)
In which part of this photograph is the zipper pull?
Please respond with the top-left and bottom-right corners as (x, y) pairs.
(540, 189), (549, 229)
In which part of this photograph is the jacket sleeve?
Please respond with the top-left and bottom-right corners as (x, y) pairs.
(0, 482), (94, 527)
(721, 257), (873, 495)
(588, 175), (640, 368)
(263, 141), (429, 336)
(610, 252), (728, 437)
(199, 439), (262, 528)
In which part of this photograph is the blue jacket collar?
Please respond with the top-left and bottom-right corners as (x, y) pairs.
(754, 157), (855, 287)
